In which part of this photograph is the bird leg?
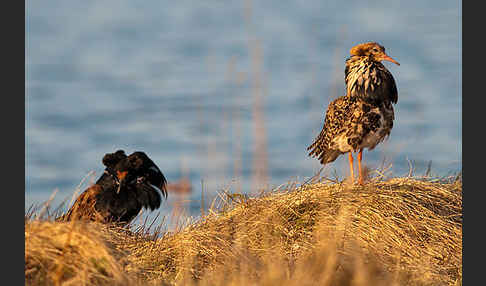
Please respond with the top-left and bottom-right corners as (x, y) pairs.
(348, 152), (354, 184)
(357, 149), (364, 185)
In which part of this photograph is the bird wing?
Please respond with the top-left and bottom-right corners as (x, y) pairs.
(146, 164), (168, 199)
(60, 185), (105, 222)
(128, 151), (168, 199)
(133, 182), (162, 211)
(307, 96), (351, 163)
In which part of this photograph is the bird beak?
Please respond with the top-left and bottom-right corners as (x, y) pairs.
(116, 171), (128, 194)
(382, 54), (400, 66)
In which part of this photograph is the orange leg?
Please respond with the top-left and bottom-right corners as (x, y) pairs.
(357, 149), (364, 185)
(348, 152), (354, 184)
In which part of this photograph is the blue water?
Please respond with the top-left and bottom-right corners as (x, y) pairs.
(26, 0), (461, 220)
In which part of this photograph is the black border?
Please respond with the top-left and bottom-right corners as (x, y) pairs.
(463, 0), (480, 284)
(5, 0), (26, 283)
(20, 1), (467, 284)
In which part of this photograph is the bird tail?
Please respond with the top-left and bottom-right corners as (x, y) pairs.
(307, 140), (342, 164)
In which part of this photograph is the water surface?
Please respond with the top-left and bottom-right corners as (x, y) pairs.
(26, 0), (461, 219)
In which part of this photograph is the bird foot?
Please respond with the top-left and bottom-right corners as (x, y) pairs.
(343, 176), (354, 185)
(343, 174), (365, 186)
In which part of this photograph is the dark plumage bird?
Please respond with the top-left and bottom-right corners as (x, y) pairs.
(60, 150), (168, 225)
(308, 42), (399, 184)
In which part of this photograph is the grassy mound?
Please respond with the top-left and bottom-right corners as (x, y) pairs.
(25, 176), (462, 285)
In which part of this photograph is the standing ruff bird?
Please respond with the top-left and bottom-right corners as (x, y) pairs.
(308, 42), (399, 184)
(60, 150), (168, 225)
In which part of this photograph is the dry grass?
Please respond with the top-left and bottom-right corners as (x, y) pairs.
(25, 220), (134, 285)
(25, 176), (462, 286)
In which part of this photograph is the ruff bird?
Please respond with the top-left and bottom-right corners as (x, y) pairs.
(60, 150), (167, 225)
(308, 42), (399, 184)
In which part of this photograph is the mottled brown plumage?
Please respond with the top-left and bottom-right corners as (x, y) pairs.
(308, 42), (399, 184)
(60, 150), (167, 225)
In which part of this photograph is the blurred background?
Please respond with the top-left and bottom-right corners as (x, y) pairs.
(25, 0), (461, 223)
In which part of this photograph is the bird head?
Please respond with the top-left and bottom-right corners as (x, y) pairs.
(102, 150), (127, 169)
(349, 42), (400, 66)
(113, 158), (136, 194)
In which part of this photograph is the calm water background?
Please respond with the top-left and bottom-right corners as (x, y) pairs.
(26, 0), (461, 221)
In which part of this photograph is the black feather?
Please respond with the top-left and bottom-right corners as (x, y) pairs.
(59, 150), (168, 225)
